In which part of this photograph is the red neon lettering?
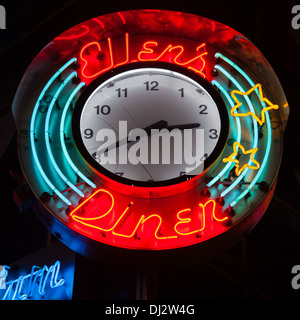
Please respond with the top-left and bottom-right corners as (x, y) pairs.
(70, 189), (114, 224)
(70, 189), (135, 233)
(174, 200), (227, 235)
(80, 38), (114, 78)
(79, 33), (208, 79)
(115, 33), (130, 68)
(113, 214), (177, 239)
(137, 41), (170, 61)
(137, 41), (207, 77)
(175, 206), (205, 236)
(70, 189), (227, 241)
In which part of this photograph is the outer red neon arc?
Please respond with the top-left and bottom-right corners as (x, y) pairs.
(80, 33), (207, 79)
(70, 189), (228, 240)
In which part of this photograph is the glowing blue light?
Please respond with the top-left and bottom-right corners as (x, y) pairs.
(230, 113), (272, 207)
(214, 65), (259, 198)
(207, 80), (242, 188)
(44, 71), (85, 198)
(214, 53), (272, 207)
(60, 82), (97, 189)
(30, 58), (77, 206)
(2, 261), (65, 300)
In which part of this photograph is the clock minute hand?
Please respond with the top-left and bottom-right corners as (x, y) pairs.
(165, 123), (201, 131)
(143, 120), (168, 135)
(143, 120), (200, 134)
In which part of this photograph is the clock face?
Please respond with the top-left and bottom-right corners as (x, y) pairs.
(73, 63), (228, 187)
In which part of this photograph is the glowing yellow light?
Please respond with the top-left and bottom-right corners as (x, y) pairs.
(222, 141), (260, 176)
(230, 83), (279, 126)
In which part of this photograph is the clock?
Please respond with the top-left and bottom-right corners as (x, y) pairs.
(73, 62), (228, 190)
(12, 10), (289, 268)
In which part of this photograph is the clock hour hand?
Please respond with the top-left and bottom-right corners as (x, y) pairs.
(143, 120), (200, 134)
(165, 122), (201, 131)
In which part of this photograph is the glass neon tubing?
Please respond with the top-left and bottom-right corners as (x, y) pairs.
(30, 58), (77, 206)
(59, 82), (97, 189)
(215, 57), (272, 207)
(3, 261), (64, 300)
(214, 65), (259, 198)
(215, 53), (272, 207)
(44, 71), (84, 198)
(230, 116), (271, 207)
(207, 80), (242, 188)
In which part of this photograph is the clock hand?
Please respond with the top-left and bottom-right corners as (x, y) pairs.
(143, 120), (168, 135)
(143, 120), (200, 135)
(165, 122), (201, 131)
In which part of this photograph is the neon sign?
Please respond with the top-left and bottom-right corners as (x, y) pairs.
(79, 33), (207, 79)
(1, 261), (65, 300)
(223, 141), (260, 176)
(70, 189), (228, 242)
(230, 83), (279, 126)
(12, 10), (288, 260)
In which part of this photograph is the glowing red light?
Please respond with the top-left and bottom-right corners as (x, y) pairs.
(70, 188), (228, 249)
(79, 33), (208, 80)
(138, 41), (207, 77)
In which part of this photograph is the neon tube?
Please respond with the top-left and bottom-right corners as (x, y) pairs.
(60, 82), (97, 189)
(207, 80), (241, 187)
(230, 115), (271, 207)
(30, 58), (77, 206)
(44, 71), (84, 198)
(230, 83), (279, 126)
(215, 53), (272, 207)
(214, 65), (258, 198)
(2, 261), (65, 300)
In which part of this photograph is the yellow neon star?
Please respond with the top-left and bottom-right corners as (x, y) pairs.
(223, 141), (260, 176)
(230, 83), (279, 126)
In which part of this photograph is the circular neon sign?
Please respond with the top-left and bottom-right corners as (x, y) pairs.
(12, 10), (289, 266)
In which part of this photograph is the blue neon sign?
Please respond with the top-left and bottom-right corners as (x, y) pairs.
(0, 260), (72, 300)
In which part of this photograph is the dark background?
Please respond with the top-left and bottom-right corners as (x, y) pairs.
(0, 0), (300, 300)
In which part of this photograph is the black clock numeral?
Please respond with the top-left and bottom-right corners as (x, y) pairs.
(199, 105), (208, 114)
(84, 128), (93, 139)
(144, 81), (159, 91)
(178, 88), (184, 97)
(209, 129), (218, 139)
(116, 88), (128, 98)
(95, 105), (111, 115)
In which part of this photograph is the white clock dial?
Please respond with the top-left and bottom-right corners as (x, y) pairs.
(75, 64), (227, 186)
